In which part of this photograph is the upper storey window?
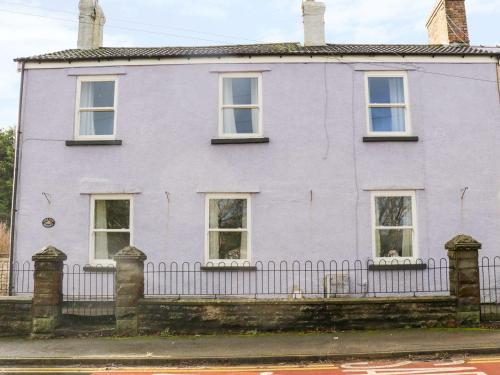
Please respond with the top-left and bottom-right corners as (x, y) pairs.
(75, 76), (118, 140)
(219, 73), (262, 138)
(366, 72), (410, 136)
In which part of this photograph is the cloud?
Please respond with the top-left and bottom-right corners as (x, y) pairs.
(468, 0), (500, 14)
(324, 0), (434, 43)
(324, 0), (500, 44)
(107, 0), (229, 19)
(258, 27), (302, 43)
(0, 1), (134, 128)
(0, 5), (74, 128)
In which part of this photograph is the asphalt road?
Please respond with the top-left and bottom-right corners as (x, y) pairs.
(2, 357), (500, 374)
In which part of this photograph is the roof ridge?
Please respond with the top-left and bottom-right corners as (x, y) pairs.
(15, 43), (499, 63)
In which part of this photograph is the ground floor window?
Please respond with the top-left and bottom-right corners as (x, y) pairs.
(90, 194), (132, 264)
(371, 191), (417, 259)
(205, 194), (251, 264)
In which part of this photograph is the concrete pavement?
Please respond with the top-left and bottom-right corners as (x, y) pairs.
(1, 329), (500, 366)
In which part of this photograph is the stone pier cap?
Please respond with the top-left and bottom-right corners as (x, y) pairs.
(114, 246), (147, 261)
(445, 235), (482, 251)
(32, 246), (67, 262)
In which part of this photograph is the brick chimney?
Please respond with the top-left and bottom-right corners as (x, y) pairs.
(302, 0), (326, 47)
(426, 0), (470, 45)
(77, 0), (106, 50)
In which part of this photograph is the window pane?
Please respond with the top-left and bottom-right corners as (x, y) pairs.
(95, 232), (130, 260)
(209, 231), (248, 260)
(375, 196), (412, 226)
(223, 108), (259, 134)
(375, 229), (413, 257)
(223, 78), (258, 105)
(368, 77), (404, 104)
(209, 199), (247, 229)
(81, 81), (115, 108)
(95, 200), (130, 229)
(79, 111), (114, 136)
(370, 107), (405, 132)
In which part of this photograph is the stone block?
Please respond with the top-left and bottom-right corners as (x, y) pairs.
(32, 304), (58, 317)
(33, 293), (61, 306)
(116, 282), (143, 296)
(115, 306), (137, 319)
(116, 294), (141, 307)
(31, 316), (56, 334)
(457, 285), (480, 299)
(116, 318), (138, 336)
(456, 311), (480, 327)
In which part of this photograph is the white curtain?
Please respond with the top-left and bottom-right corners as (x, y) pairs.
(208, 200), (220, 260)
(94, 201), (108, 259)
(223, 79), (236, 134)
(375, 231), (382, 257)
(250, 78), (258, 104)
(250, 78), (258, 133)
(239, 232), (247, 259)
(401, 230), (413, 257)
(223, 78), (258, 134)
(389, 78), (405, 132)
(80, 83), (95, 136)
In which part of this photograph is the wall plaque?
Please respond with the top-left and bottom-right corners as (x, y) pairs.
(42, 218), (55, 228)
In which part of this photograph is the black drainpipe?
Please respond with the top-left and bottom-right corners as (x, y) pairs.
(9, 61), (25, 296)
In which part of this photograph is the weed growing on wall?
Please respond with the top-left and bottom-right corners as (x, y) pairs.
(0, 222), (9, 256)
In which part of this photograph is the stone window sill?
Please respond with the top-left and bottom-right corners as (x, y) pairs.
(211, 138), (269, 145)
(200, 266), (257, 271)
(66, 140), (123, 146)
(368, 263), (427, 271)
(363, 136), (419, 143)
(83, 265), (116, 273)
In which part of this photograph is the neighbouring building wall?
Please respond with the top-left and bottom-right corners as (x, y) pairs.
(426, 0), (469, 45)
(12, 61), (500, 265)
(497, 64), (500, 100)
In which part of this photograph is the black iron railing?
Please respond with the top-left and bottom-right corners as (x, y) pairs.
(480, 256), (500, 321)
(0, 261), (34, 296)
(144, 258), (450, 298)
(1, 256), (498, 322)
(62, 264), (116, 317)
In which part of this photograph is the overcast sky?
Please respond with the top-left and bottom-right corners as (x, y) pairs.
(0, 0), (499, 129)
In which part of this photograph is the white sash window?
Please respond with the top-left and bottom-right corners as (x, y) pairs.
(219, 73), (263, 138)
(75, 76), (118, 140)
(371, 191), (417, 260)
(90, 194), (132, 265)
(365, 72), (411, 136)
(205, 194), (251, 264)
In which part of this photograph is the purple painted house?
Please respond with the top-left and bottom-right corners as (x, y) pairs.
(9, 0), (500, 274)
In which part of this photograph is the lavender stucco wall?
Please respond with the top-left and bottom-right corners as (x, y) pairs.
(13, 61), (500, 265)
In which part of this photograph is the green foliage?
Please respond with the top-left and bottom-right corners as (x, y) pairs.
(0, 127), (15, 225)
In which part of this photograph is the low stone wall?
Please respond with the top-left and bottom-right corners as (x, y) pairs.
(0, 257), (8, 296)
(0, 297), (32, 337)
(138, 296), (457, 335)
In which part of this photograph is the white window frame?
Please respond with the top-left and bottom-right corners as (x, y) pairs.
(365, 71), (411, 137)
(218, 72), (263, 139)
(204, 193), (252, 265)
(89, 194), (133, 266)
(75, 75), (119, 140)
(370, 190), (418, 262)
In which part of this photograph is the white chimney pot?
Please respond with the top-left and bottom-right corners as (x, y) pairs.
(302, 0), (326, 47)
(78, 0), (106, 50)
